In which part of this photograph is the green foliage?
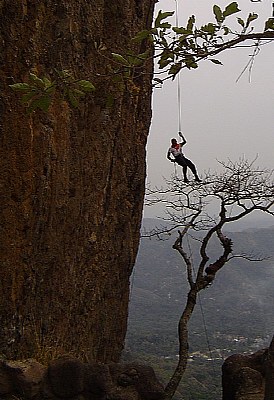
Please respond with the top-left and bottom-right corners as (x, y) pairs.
(151, 2), (245, 82)
(9, 2), (274, 109)
(9, 70), (95, 113)
(132, 29), (152, 42)
(213, 3), (241, 25)
(10, 73), (55, 113)
(265, 17), (274, 31)
(237, 12), (258, 33)
(108, 1), (273, 87)
(104, 49), (151, 94)
(154, 10), (174, 29)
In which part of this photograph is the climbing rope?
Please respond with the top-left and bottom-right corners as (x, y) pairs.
(175, 0), (182, 135)
(129, 265), (136, 301)
(173, 0), (182, 181)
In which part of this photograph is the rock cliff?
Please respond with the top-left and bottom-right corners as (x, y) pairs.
(0, 0), (154, 362)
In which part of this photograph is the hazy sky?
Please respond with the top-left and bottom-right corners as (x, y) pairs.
(145, 0), (274, 207)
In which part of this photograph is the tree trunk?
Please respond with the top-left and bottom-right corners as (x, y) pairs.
(164, 288), (197, 400)
(0, 0), (154, 363)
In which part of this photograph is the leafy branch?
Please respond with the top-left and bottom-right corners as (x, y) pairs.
(152, 2), (274, 83)
(9, 70), (95, 113)
(133, 2), (274, 85)
(9, 2), (274, 112)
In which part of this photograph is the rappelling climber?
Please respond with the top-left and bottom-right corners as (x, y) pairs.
(167, 132), (201, 183)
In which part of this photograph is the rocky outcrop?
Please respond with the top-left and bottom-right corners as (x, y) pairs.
(0, 356), (165, 400)
(222, 345), (272, 400)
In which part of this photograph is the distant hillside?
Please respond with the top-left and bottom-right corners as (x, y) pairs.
(124, 220), (274, 399)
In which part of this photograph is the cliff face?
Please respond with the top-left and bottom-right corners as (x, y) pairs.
(0, 0), (154, 362)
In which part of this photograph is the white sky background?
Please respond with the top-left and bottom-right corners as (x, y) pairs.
(144, 0), (274, 220)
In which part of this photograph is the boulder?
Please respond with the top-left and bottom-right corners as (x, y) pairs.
(47, 355), (85, 398)
(222, 350), (267, 400)
(0, 358), (46, 398)
(44, 356), (165, 400)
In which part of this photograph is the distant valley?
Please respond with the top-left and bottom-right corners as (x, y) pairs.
(124, 219), (274, 399)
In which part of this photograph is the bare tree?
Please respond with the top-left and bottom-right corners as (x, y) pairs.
(145, 158), (274, 400)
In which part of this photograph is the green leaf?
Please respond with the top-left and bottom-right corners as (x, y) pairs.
(158, 22), (171, 29)
(265, 17), (274, 31)
(68, 90), (79, 108)
(213, 5), (223, 24)
(246, 13), (258, 28)
(158, 58), (171, 69)
(132, 30), (150, 42)
(201, 23), (218, 34)
(78, 80), (95, 91)
(237, 17), (245, 28)
(209, 59), (223, 65)
(223, 2), (241, 18)
(9, 83), (31, 91)
(172, 27), (189, 35)
(168, 63), (182, 76)
(111, 53), (130, 66)
(29, 73), (45, 88)
(21, 91), (36, 104)
(27, 96), (51, 113)
(185, 56), (198, 69)
(72, 89), (85, 97)
(42, 76), (52, 88)
(36, 96), (51, 111)
(137, 50), (149, 60)
(154, 10), (174, 29)
(45, 85), (56, 94)
(127, 52), (147, 67)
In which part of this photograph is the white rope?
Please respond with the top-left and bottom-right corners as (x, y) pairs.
(175, 0), (182, 134)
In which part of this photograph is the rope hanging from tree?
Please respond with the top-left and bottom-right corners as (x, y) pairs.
(175, 0), (182, 135)
(170, 0), (202, 183)
(174, 0), (215, 365)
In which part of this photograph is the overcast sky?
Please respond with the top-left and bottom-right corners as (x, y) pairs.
(144, 0), (274, 222)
